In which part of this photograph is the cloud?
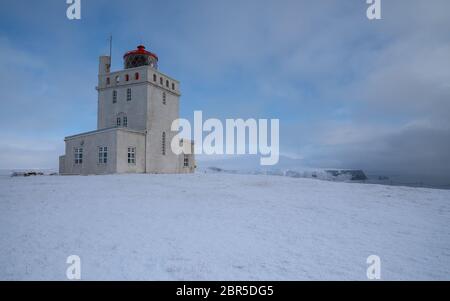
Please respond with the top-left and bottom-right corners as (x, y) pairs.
(268, 0), (450, 179)
(306, 122), (450, 178)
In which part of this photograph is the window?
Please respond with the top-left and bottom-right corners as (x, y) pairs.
(135, 72), (140, 80)
(116, 117), (121, 127)
(106, 77), (110, 85)
(128, 147), (136, 164)
(183, 154), (189, 167)
(172, 82), (175, 90)
(160, 77), (163, 85)
(162, 92), (166, 105)
(123, 116), (128, 127)
(74, 148), (83, 164)
(153, 74), (157, 82)
(166, 80), (169, 88)
(125, 74), (130, 82)
(162, 132), (166, 155)
(113, 90), (117, 103)
(98, 146), (108, 164)
(127, 88), (132, 101)
(115, 76), (120, 83)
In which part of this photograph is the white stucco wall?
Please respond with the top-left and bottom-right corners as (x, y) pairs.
(61, 128), (148, 175)
(145, 81), (181, 173)
(116, 130), (146, 173)
(97, 67), (149, 131)
(62, 128), (118, 175)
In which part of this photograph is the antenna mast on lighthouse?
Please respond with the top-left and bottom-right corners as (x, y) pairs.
(109, 35), (113, 69)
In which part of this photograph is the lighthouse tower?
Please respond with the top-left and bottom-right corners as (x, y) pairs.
(59, 45), (195, 175)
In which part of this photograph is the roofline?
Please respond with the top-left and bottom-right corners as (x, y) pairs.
(65, 127), (145, 141)
(123, 45), (159, 61)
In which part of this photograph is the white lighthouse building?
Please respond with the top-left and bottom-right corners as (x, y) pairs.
(59, 45), (195, 175)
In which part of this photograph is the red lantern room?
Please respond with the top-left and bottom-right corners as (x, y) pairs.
(123, 45), (158, 70)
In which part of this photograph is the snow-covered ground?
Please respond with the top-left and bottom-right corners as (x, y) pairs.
(0, 172), (449, 280)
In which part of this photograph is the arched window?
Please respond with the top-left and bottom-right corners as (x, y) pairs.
(153, 74), (157, 82)
(106, 77), (110, 85)
(162, 132), (166, 155)
(160, 77), (163, 85)
(125, 74), (130, 81)
(172, 82), (175, 90)
(166, 80), (169, 88)
(135, 72), (140, 80)
(115, 76), (120, 83)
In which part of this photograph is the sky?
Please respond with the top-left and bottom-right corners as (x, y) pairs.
(0, 0), (449, 182)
